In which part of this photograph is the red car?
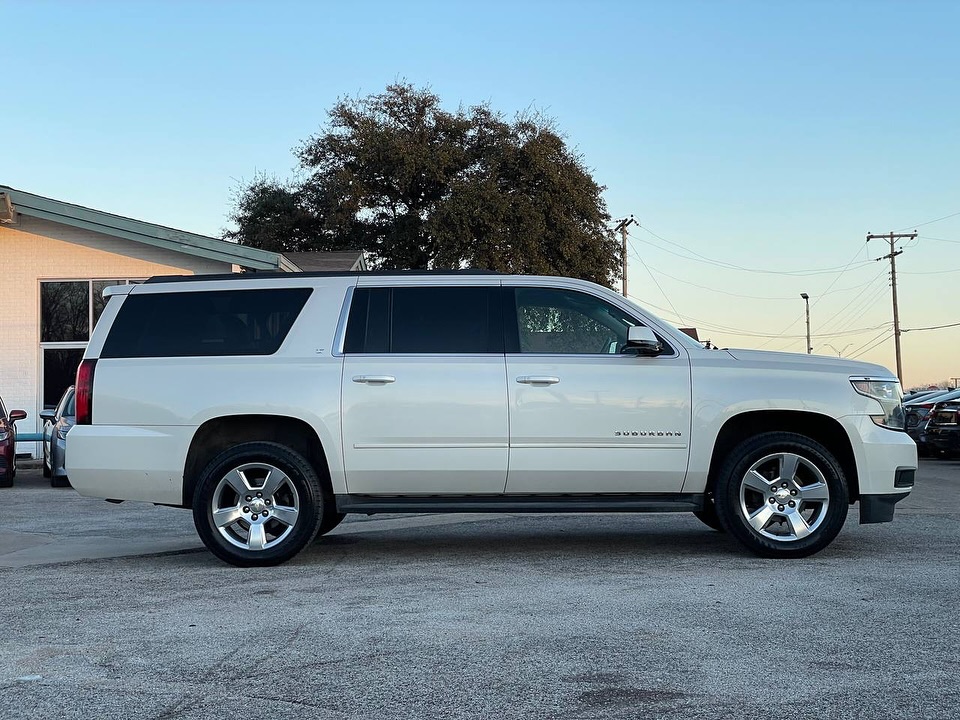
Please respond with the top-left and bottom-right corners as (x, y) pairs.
(0, 395), (27, 487)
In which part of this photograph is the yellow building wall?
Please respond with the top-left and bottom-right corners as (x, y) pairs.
(0, 215), (231, 451)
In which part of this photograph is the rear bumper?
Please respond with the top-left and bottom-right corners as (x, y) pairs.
(66, 425), (192, 505)
(925, 431), (959, 453)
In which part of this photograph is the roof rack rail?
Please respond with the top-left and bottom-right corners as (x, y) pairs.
(143, 269), (508, 284)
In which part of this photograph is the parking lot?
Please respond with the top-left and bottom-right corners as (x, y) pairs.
(2, 460), (959, 719)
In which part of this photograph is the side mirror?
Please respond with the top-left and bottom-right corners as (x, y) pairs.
(625, 326), (662, 356)
(39, 410), (56, 422)
(9, 410), (27, 423)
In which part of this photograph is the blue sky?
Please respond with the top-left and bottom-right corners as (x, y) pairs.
(4, 0), (959, 386)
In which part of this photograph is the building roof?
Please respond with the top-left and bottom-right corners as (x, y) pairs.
(282, 251), (367, 272)
(0, 185), (295, 272)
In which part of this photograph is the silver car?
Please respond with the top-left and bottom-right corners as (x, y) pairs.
(40, 386), (75, 488)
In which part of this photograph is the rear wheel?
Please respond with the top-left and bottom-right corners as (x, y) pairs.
(714, 432), (848, 558)
(192, 442), (325, 567)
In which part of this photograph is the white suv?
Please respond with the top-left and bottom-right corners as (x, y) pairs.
(67, 272), (917, 566)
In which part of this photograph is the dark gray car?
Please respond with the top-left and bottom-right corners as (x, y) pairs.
(40, 386), (75, 488)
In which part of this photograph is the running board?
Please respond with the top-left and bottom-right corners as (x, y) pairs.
(335, 493), (704, 515)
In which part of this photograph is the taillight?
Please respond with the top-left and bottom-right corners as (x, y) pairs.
(75, 359), (97, 425)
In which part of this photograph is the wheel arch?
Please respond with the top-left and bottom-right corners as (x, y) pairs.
(182, 414), (331, 508)
(706, 410), (859, 502)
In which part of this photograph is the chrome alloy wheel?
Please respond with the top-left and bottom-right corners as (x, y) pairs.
(211, 462), (301, 551)
(738, 452), (830, 542)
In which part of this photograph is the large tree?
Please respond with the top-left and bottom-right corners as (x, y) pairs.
(226, 83), (620, 286)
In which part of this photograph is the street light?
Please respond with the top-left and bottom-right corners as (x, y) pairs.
(800, 293), (811, 354)
(824, 343), (852, 358)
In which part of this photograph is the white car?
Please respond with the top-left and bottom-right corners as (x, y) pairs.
(67, 272), (916, 566)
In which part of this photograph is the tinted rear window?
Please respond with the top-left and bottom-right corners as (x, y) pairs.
(101, 288), (312, 358)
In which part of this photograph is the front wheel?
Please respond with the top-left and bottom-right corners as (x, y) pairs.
(192, 442), (325, 567)
(714, 432), (848, 558)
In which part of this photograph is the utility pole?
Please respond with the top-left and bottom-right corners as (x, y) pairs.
(866, 231), (917, 384)
(613, 216), (638, 297)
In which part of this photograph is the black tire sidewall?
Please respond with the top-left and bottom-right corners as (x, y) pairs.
(715, 432), (848, 558)
(192, 442), (324, 567)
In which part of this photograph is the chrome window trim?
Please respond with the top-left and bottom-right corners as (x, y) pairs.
(331, 284), (356, 358)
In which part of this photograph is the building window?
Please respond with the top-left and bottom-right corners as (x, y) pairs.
(41, 282), (89, 342)
(39, 279), (141, 407)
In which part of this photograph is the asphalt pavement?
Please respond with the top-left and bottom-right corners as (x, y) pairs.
(1, 460), (959, 719)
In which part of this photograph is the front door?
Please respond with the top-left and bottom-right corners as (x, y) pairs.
(503, 285), (691, 494)
(341, 283), (508, 495)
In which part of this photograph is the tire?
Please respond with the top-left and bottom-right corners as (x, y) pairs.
(713, 432), (848, 558)
(43, 455), (52, 478)
(192, 442), (325, 567)
(51, 476), (71, 488)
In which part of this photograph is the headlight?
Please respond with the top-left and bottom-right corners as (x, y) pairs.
(851, 377), (904, 429)
(0, 429), (8, 442)
(56, 426), (70, 440)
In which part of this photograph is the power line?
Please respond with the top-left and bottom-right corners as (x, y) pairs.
(632, 227), (874, 277)
(895, 210), (960, 232)
(624, 240), (688, 325)
(816, 271), (888, 335)
(847, 327), (894, 358)
(900, 267), (960, 275)
(919, 235), (960, 245)
(849, 331), (892, 360)
(639, 258), (688, 326)
(902, 321), (960, 332)
(637, 263), (888, 302)
(632, 293), (891, 340)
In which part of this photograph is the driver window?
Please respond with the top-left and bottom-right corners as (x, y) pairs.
(513, 287), (636, 354)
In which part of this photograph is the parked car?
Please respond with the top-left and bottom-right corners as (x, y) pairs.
(906, 413), (933, 456)
(904, 388), (960, 438)
(40, 386), (75, 487)
(922, 400), (960, 458)
(67, 272), (916, 567)
(0, 395), (27, 488)
(903, 389), (943, 404)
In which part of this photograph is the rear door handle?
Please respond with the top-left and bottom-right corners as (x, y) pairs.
(352, 375), (396, 385)
(516, 376), (560, 385)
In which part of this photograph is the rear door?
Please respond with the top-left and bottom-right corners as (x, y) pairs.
(340, 280), (509, 494)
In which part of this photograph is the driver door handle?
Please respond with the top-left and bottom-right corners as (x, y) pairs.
(352, 375), (396, 385)
(516, 376), (560, 386)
